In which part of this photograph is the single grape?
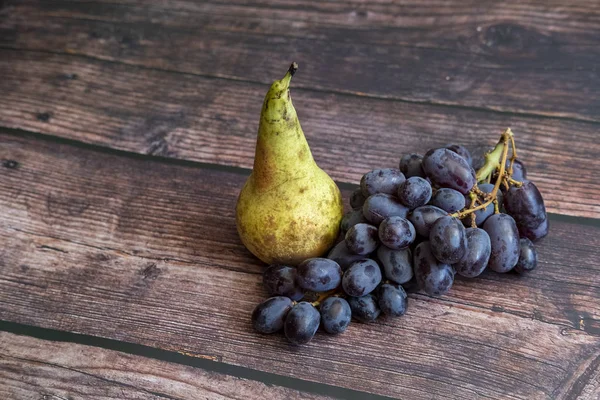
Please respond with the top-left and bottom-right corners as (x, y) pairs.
(263, 265), (304, 301)
(422, 148), (476, 194)
(284, 302), (321, 345)
(327, 241), (367, 271)
(514, 237), (537, 274)
(348, 294), (381, 323)
(296, 258), (342, 292)
(431, 188), (466, 213)
(345, 223), (379, 255)
(397, 177), (432, 209)
(340, 209), (368, 233)
(360, 168), (406, 197)
(506, 159), (527, 182)
(378, 283), (408, 317)
(429, 216), (467, 264)
(378, 216), (416, 250)
(503, 180), (548, 242)
(252, 296), (293, 334)
(445, 144), (473, 166)
(463, 183), (502, 227)
(362, 193), (410, 226)
(453, 228), (491, 278)
(399, 153), (426, 178)
(342, 259), (382, 297)
(377, 246), (413, 284)
(413, 241), (455, 296)
(350, 188), (367, 210)
(320, 297), (352, 334)
(483, 213), (520, 273)
(408, 205), (447, 237)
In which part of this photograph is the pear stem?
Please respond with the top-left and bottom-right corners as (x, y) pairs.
(280, 62), (298, 89)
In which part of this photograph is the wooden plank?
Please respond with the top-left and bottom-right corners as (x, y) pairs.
(0, 331), (333, 400)
(1, 132), (599, 399)
(1, 0), (600, 121)
(0, 50), (598, 218)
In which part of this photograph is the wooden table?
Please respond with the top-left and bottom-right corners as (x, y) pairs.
(1, 1), (599, 399)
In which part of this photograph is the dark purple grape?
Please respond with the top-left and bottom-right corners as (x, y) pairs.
(520, 218), (549, 243)
(350, 188), (367, 210)
(342, 259), (382, 297)
(296, 258), (342, 292)
(463, 183), (502, 227)
(252, 296), (293, 334)
(320, 297), (351, 334)
(378, 216), (416, 250)
(503, 180), (548, 242)
(360, 168), (406, 197)
(453, 228), (491, 278)
(348, 294), (380, 323)
(506, 159), (527, 182)
(378, 283), (408, 317)
(397, 177), (432, 209)
(445, 144), (472, 166)
(483, 213), (520, 273)
(327, 241), (367, 271)
(431, 188), (466, 213)
(340, 209), (368, 233)
(263, 265), (304, 301)
(345, 223), (379, 255)
(399, 153), (426, 178)
(514, 237), (537, 274)
(377, 246), (413, 284)
(429, 216), (467, 264)
(362, 193), (410, 226)
(413, 241), (455, 296)
(422, 148), (476, 194)
(408, 205), (447, 237)
(284, 302), (321, 345)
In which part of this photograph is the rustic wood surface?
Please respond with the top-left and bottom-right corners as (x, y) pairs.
(2, 0), (600, 122)
(0, 50), (600, 217)
(0, 50), (598, 218)
(0, 331), (333, 400)
(2, 0), (600, 218)
(1, 132), (599, 399)
(1, 0), (599, 399)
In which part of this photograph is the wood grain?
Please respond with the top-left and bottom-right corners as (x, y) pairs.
(0, 50), (598, 218)
(1, 132), (599, 399)
(0, 331), (333, 400)
(1, 0), (600, 122)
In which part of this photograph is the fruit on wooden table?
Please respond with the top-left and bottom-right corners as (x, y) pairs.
(243, 73), (549, 345)
(236, 63), (343, 265)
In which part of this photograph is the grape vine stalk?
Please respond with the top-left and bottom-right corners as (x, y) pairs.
(451, 128), (522, 227)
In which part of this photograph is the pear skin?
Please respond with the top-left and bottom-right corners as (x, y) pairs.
(236, 63), (344, 266)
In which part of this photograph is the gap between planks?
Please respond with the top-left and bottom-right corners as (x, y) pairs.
(0, 320), (390, 400)
(1, 127), (599, 228)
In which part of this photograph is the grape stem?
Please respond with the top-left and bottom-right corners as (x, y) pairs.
(451, 128), (515, 220)
(310, 289), (340, 307)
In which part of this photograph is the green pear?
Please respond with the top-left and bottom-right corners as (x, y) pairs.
(236, 63), (344, 265)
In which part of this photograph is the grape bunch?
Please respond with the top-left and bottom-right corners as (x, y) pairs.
(251, 128), (548, 345)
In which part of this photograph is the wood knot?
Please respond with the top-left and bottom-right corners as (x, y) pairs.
(36, 112), (52, 122)
(140, 263), (161, 280)
(2, 159), (18, 169)
(483, 23), (554, 52)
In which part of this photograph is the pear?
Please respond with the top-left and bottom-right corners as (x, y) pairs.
(236, 63), (344, 265)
